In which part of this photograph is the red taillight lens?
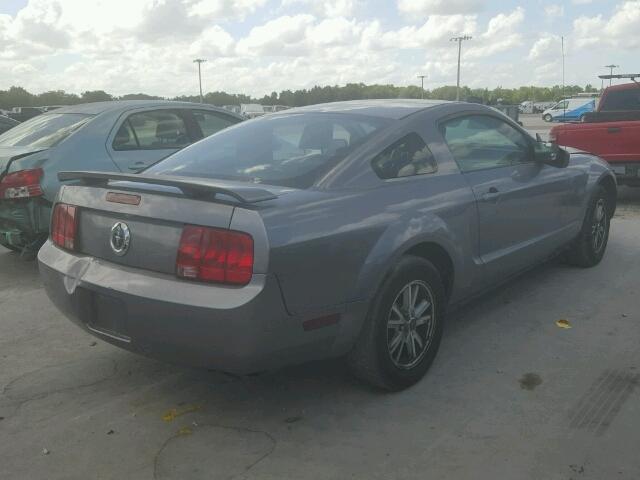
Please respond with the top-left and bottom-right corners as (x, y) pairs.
(51, 203), (78, 251)
(0, 168), (44, 199)
(176, 226), (254, 285)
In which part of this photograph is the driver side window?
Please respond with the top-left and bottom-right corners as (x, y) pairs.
(440, 115), (532, 173)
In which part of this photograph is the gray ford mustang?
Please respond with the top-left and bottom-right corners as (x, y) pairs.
(38, 100), (616, 390)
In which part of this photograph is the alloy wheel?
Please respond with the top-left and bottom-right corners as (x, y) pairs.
(591, 198), (607, 253)
(386, 280), (436, 370)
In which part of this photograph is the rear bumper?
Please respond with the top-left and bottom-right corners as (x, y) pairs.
(0, 198), (50, 247)
(38, 241), (362, 373)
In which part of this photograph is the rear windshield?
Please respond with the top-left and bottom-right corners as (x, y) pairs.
(147, 113), (391, 188)
(0, 113), (92, 148)
(602, 89), (640, 111)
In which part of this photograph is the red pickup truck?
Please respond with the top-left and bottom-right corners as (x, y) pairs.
(550, 78), (640, 186)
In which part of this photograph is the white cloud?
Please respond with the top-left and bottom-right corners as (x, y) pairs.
(466, 7), (524, 58)
(236, 14), (315, 56)
(528, 33), (561, 60)
(573, 0), (640, 49)
(281, 0), (359, 17)
(397, 0), (484, 17)
(0, 0), (636, 97)
(544, 4), (564, 18)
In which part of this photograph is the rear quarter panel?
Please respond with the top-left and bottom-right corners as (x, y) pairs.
(260, 107), (481, 320)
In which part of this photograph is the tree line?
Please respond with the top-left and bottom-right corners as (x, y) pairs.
(0, 83), (600, 110)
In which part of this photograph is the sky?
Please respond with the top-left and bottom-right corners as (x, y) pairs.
(0, 0), (638, 97)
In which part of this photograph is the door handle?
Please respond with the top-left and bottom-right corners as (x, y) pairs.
(607, 127), (621, 134)
(480, 187), (500, 203)
(128, 162), (147, 171)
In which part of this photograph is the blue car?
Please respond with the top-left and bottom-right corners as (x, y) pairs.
(0, 101), (243, 254)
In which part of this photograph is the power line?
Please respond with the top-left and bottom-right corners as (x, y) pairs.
(450, 36), (472, 101)
(193, 59), (206, 103)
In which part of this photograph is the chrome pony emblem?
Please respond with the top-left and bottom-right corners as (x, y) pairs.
(110, 222), (131, 256)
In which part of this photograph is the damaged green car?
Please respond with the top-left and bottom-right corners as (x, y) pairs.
(0, 101), (243, 255)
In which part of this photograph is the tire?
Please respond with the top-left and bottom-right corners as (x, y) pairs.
(347, 255), (446, 391)
(566, 186), (611, 268)
(543, 114), (553, 122)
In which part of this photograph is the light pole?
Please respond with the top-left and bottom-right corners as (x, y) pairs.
(417, 75), (426, 99)
(450, 35), (472, 101)
(561, 36), (565, 118)
(193, 58), (206, 103)
(604, 64), (619, 86)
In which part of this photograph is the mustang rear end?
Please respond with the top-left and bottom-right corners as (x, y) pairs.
(38, 172), (306, 374)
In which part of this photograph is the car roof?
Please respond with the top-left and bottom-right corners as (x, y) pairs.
(50, 100), (243, 117)
(605, 82), (640, 92)
(279, 99), (450, 120)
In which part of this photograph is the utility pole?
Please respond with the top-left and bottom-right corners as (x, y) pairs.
(561, 36), (565, 119)
(193, 59), (206, 103)
(417, 75), (426, 99)
(604, 64), (619, 86)
(450, 35), (472, 101)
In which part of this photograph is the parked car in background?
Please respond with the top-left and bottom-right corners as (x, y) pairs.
(0, 115), (19, 135)
(550, 78), (640, 186)
(240, 103), (265, 118)
(519, 101), (556, 114)
(0, 100), (243, 254)
(542, 96), (598, 122)
(39, 100), (616, 390)
(8, 106), (43, 122)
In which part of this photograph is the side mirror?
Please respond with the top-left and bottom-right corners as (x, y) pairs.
(534, 140), (569, 168)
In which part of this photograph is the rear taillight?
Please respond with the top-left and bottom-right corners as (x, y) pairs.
(0, 168), (44, 199)
(51, 203), (78, 251)
(176, 226), (254, 285)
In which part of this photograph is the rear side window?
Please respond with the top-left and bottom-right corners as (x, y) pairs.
(371, 133), (437, 179)
(192, 110), (238, 138)
(113, 110), (190, 150)
(602, 89), (640, 111)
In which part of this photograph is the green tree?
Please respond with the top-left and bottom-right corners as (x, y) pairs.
(80, 90), (113, 103)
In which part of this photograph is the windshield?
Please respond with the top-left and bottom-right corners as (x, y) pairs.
(0, 113), (92, 148)
(147, 112), (391, 188)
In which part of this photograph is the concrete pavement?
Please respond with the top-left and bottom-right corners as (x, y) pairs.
(1, 189), (639, 480)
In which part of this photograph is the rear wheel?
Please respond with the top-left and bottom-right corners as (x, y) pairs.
(543, 114), (553, 122)
(347, 256), (445, 391)
(566, 186), (610, 267)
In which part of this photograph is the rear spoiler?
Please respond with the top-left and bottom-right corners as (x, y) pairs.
(58, 171), (278, 203)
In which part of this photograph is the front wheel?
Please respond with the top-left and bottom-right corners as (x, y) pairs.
(347, 256), (446, 391)
(566, 186), (611, 267)
(543, 114), (553, 122)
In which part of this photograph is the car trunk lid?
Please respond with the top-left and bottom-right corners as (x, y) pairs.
(0, 146), (47, 177)
(56, 171), (285, 276)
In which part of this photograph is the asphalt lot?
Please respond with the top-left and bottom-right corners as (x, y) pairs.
(1, 123), (640, 478)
